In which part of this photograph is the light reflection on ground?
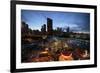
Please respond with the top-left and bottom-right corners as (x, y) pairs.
(21, 36), (90, 63)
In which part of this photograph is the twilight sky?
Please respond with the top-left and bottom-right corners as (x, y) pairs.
(21, 10), (90, 33)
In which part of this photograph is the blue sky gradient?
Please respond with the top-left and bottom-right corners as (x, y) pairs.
(21, 10), (90, 33)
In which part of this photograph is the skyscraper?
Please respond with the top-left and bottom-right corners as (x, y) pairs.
(41, 24), (46, 34)
(47, 18), (53, 35)
(21, 21), (29, 34)
(67, 27), (70, 33)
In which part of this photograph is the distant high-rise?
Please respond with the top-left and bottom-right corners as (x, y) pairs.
(67, 27), (70, 33)
(41, 24), (46, 34)
(21, 21), (29, 34)
(47, 18), (53, 35)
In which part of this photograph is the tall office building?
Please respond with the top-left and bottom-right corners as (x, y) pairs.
(47, 18), (53, 35)
(41, 24), (46, 34)
(21, 21), (29, 34)
(67, 27), (70, 33)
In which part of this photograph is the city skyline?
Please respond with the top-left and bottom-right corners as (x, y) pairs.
(21, 10), (90, 33)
